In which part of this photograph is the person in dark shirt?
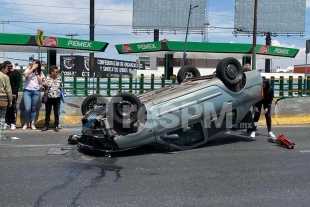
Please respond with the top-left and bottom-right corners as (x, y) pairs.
(250, 78), (276, 142)
(3, 61), (20, 130)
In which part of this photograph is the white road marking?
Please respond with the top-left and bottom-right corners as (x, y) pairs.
(299, 150), (310, 153)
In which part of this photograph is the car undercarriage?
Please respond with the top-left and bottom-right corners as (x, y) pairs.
(68, 57), (262, 155)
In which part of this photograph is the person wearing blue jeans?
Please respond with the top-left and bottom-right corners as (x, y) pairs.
(22, 60), (45, 130)
(23, 89), (41, 129)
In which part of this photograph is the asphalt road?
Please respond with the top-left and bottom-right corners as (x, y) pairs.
(0, 125), (310, 207)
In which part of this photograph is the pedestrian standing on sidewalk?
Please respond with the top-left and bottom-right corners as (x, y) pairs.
(41, 65), (62, 132)
(0, 64), (12, 140)
(22, 59), (44, 130)
(250, 78), (276, 141)
(3, 61), (20, 130)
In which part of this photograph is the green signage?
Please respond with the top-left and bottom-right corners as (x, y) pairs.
(115, 41), (161, 53)
(115, 41), (299, 58)
(0, 33), (109, 52)
(43, 36), (106, 51)
(256, 45), (298, 57)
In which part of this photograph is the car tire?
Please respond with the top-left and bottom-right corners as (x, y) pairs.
(107, 92), (142, 126)
(177, 65), (201, 83)
(216, 57), (242, 86)
(81, 94), (109, 116)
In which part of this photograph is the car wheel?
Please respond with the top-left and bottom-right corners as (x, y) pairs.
(216, 57), (242, 86)
(81, 94), (109, 116)
(107, 92), (142, 126)
(177, 65), (201, 83)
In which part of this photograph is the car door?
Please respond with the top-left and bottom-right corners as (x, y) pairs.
(151, 92), (206, 149)
(194, 85), (238, 139)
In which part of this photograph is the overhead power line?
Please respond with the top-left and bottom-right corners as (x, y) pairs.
(0, 1), (132, 11)
(0, 20), (131, 26)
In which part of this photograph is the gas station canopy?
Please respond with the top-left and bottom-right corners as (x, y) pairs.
(115, 41), (299, 59)
(0, 33), (109, 54)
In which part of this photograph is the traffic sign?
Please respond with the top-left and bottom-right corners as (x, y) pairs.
(37, 29), (44, 46)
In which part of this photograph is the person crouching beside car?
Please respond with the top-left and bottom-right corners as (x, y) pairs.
(249, 79), (276, 141)
(41, 65), (62, 132)
(0, 64), (12, 140)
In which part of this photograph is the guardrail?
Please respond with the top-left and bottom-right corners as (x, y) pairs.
(61, 73), (176, 97)
(270, 75), (310, 98)
(18, 70), (310, 98)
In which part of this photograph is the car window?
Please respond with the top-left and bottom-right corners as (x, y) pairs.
(160, 122), (204, 147)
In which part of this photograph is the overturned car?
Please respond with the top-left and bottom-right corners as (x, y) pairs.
(68, 57), (262, 153)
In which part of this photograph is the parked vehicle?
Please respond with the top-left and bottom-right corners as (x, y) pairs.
(68, 57), (262, 154)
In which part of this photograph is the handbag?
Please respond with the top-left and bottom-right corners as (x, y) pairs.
(0, 93), (8, 107)
(42, 82), (51, 104)
(41, 93), (48, 103)
(0, 78), (8, 107)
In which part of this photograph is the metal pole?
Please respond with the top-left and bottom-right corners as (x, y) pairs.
(66, 33), (78, 78)
(66, 33), (78, 56)
(182, 4), (193, 68)
(305, 53), (308, 94)
(2, 23), (4, 62)
(154, 29), (159, 41)
(93, 72), (95, 94)
(90, 0), (95, 80)
(1, 22), (8, 62)
(265, 32), (271, 72)
(251, 0), (258, 70)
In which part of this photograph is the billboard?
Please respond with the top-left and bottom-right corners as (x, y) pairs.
(234, 0), (306, 33)
(132, 0), (206, 30)
(60, 55), (145, 77)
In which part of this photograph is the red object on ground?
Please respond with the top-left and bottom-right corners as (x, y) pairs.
(277, 134), (295, 149)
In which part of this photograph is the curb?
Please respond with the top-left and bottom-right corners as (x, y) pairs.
(16, 114), (82, 128)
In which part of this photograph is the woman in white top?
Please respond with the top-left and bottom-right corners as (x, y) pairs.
(22, 59), (45, 130)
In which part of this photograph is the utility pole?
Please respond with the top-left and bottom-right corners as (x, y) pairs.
(66, 33), (78, 39)
(66, 33), (78, 72)
(251, 0), (258, 70)
(265, 32), (271, 72)
(182, 4), (199, 68)
(1, 21), (9, 62)
(90, 0), (95, 79)
(66, 33), (78, 55)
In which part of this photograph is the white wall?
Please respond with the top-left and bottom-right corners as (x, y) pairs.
(131, 67), (306, 81)
(131, 66), (216, 78)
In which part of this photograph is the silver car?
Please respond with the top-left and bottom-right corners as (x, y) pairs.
(68, 57), (262, 154)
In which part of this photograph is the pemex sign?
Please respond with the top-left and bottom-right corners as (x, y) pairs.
(117, 41), (161, 53)
(0, 33), (109, 52)
(68, 40), (92, 48)
(257, 45), (298, 57)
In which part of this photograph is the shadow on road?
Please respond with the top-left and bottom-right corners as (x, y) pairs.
(75, 131), (257, 158)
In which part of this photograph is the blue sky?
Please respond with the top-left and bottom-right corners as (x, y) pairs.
(1, 0), (310, 69)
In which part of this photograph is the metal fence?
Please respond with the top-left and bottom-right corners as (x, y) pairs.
(18, 71), (310, 98)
